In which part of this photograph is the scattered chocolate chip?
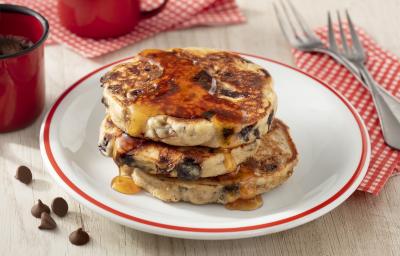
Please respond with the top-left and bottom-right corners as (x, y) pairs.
(218, 88), (244, 98)
(267, 111), (274, 127)
(31, 199), (51, 218)
(38, 212), (57, 230)
(118, 153), (135, 166)
(263, 163), (278, 172)
(260, 68), (270, 77)
(202, 110), (216, 120)
(239, 124), (255, 142)
(15, 165), (32, 184)
(101, 97), (108, 107)
(98, 137), (109, 154)
(222, 128), (234, 139)
(253, 128), (260, 139)
(51, 197), (68, 217)
(193, 70), (212, 90)
(223, 184), (240, 193)
(127, 89), (144, 99)
(176, 158), (201, 180)
(222, 71), (234, 78)
(160, 80), (179, 97)
(69, 228), (90, 246)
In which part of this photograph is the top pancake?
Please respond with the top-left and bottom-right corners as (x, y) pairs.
(102, 47), (277, 148)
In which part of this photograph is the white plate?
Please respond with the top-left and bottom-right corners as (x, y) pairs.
(39, 54), (370, 240)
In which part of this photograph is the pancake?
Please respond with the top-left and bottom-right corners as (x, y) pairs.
(99, 116), (260, 179)
(101, 47), (277, 148)
(121, 119), (298, 205)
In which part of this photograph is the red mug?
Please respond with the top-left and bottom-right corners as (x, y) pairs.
(58, 0), (168, 39)
(0, 4), (49, 132)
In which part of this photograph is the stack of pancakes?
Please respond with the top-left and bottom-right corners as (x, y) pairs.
(98, 48), (298, 210)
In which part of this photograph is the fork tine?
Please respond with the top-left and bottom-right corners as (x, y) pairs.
(286, 0), (317, 39)
(337, 11), (349, 54)
(327, 11), (338, 52)
(346, 10), (364, 55)
(279, 0), (303, 42)
(273, 3), (297, 44)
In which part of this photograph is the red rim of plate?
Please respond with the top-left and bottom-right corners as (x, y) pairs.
(43, 53), (369, 233)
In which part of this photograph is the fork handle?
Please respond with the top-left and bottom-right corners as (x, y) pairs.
(322, 48), (400, 148)
(358, 65), (400, 149)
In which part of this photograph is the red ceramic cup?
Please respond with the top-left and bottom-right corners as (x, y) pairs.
(0, 4), (49, 132)
(58, 0), (169, 39)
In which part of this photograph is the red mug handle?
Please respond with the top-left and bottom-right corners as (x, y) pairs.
(140, 0), (169, 19)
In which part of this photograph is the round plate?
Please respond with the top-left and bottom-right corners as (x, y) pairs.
(39, 53), (370, 240)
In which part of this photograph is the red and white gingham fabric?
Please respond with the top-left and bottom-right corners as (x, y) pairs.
(293, 26), (400, 194)
(5, 0), (245, 57)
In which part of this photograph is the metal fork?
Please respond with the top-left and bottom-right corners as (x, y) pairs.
(328, 11), (400, 149)
(273, 0), (361, 79)
(274, 0), (400, 149)
(274, 0), (400, 100)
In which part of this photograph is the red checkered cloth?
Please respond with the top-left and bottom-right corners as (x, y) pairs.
(6, 0), (245, 57)
(293, 26), (400, 194)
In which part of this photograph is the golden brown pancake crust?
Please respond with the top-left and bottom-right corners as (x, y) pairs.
(101, 48), (272, 124)
(129, 119), (299, 205)
(189, 119), (298, 185)
(99, 116), (259, 179)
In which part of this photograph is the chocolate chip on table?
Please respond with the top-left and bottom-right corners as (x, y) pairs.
(51, 197), (69, 217)
(31, 199), (51, 218)
(38, 212), (57, 230)
(69, 228), (90, 246)
(15, 165), (32, 184)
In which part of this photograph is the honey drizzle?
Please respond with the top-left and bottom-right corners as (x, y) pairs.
(110, 49), (268, 136)
(111, 166), (141, 195)
(127, 104), (159, 136)
(223, 149), (237, 172)
(224, 195), (263, 211)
